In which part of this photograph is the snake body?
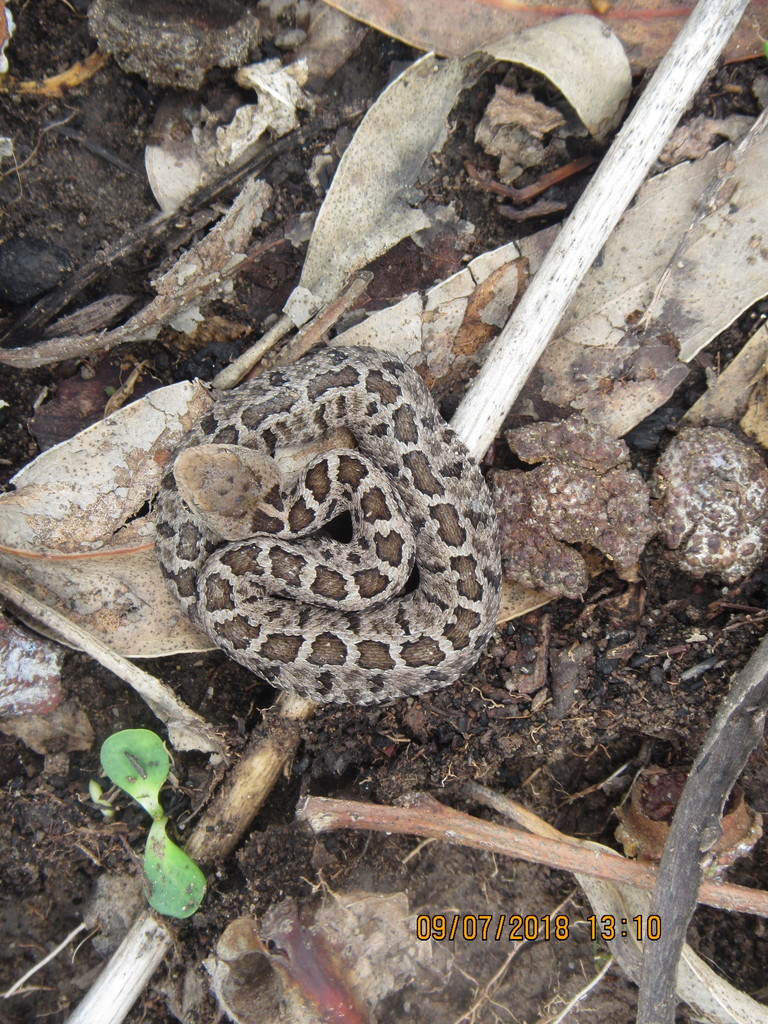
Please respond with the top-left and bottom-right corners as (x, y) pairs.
(155, 346), (501, 704)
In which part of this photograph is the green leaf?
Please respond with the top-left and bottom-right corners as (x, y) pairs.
(144, 818), (206, 918)
(100, 729), (170, 820)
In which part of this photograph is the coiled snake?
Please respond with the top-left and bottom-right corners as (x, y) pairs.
(154, 346), (501, 704)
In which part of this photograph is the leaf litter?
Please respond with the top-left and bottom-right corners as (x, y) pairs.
(1, 8), (768, 1024)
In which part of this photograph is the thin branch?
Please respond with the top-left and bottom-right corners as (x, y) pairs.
(297, 794), (768, 918)
(544, 956), (614, 1024)
(3, 922), (88, 999)
(0, 575), (220, 754)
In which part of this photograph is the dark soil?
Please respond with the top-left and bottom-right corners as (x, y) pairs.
(1, 3), (768, 1024)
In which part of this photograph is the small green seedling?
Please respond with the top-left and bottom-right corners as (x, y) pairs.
(100, 729), (205, 919)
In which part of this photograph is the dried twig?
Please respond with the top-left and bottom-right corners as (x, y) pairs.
(0, 108), (361, 352)
(3, 922), (89, 999)
(297, 793), (768, 917)
(0, 575), (221, 754)
(1, 49), (110, 99)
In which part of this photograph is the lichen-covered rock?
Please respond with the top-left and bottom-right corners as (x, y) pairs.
(654, 427), (768, 583)
(89, 0), (260, 90)
(491, 418), (656, 598)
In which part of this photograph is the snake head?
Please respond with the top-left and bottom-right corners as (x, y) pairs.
(173, 444), (282, 541)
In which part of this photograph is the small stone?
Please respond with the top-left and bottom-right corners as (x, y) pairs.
(0, 236), (73, 304)
(88, 0), (261, 90)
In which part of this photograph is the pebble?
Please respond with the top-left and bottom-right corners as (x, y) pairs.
(0, 236), (73, 304)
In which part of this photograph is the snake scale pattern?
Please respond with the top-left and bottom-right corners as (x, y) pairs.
(154, 346), (501, 704)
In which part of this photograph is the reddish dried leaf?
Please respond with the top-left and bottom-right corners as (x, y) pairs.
(324, 0), (767, 68)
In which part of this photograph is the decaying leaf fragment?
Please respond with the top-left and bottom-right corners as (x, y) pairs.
(0, 615), (63, 716)
(615, 768), (763, 873)
(334, 241), (524, 384)
(206, 892), (444, 1024)
(491, 418), (656, 598)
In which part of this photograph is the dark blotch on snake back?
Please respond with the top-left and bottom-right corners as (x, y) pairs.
(308, 632), (347, 666)
(241, 393), (294, 428)
(175, 566), (198, 599)
(212, 425), (239, 444)
(360, 487), (389, 523)
(403, 451), (445, 497)
(305, 460), (332, 502)
(307, 365), (360, 399)
(288, 496), (314, 531)
(451, 555), (483, 601)
(357, 639), (396, 670)
(312, 566), (349, 600)
(270, 548), (307, 585)
(392, 405), (418, 444)
(430, 504), (467, 548)
(400, 637), (446, 667)
(177, 522), (202, 561)
(218, 614), (254, 651)
(204, 574), (236, 612)
(353, 567), (390, 598)
(365, 368), (402, 405)
(375, 530), (404, 567)
(443, 607), (481, 650)
(261, 633), (303, 663)
(337, 454), (369, 488)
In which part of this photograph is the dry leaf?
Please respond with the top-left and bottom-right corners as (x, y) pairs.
(285, 18), (629, 325)
(484, 15), (630, 141)
(323, 0), (767, 69)
(0, 382), (214, 657)
(684, 323), (768, 428)
(285, 51), (485, 325)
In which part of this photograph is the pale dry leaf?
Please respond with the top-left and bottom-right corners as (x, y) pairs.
(530, 147), (728, 435)
(684, 324), (768, 428)
(0, 382), (211, 551)
(740, 369), (768, 449)
(484, 16), (631, 141)
(333, 240), (523, 376)
(517, 804), (768, 1024)
(285, 51), (488, 325)
(649, 113), (768, 363)
(0, 382), (214, 657)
